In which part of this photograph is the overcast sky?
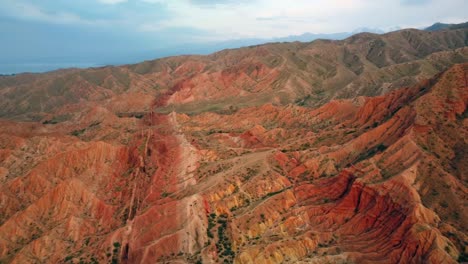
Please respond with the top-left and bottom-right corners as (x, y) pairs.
(0, 0), (466, 73)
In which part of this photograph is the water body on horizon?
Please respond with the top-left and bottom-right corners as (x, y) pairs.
(0, 62), (102, 75)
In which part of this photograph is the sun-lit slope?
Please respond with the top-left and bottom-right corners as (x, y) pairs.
(0, 59), (466, 263)
(172, 63), (467, 263)
(0, 27), (467, 121)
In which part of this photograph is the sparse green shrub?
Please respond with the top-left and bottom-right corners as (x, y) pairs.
(440, 201), (449, 208)
(71, 128), (86, 136)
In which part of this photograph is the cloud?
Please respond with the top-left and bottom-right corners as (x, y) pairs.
(140, 0), (167, 3)
(1, 0), (467, 43)
(400, 0), (432, 5)
(150, 0), (467, 39)
(97, 0), (128, 4)
(188, 0), (250, 7)
(139, 0), (367, 39)
(0, 0), (111, 26)
(0, 0), (172, 30)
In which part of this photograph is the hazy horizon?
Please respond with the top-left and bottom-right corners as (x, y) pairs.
(1, 0), (467, 74)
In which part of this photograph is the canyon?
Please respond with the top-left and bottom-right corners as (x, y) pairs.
(0, 26), (467, 263)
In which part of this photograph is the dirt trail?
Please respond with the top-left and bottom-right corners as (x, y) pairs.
(168, 112), (199, 189)
(167, 112), (207, 254)
(137, 112), (207, 262)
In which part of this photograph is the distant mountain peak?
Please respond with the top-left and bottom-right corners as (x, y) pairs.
(352, 27), (385, 34)
(425, 21), (468, 31)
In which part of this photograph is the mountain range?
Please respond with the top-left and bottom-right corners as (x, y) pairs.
(0, 24), (467, 263)
(2, 22), (460, 76)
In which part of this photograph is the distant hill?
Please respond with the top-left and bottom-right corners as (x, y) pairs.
(1, 26), (467, 121)
(0, 28), (385, 75)
(425, 21), (468, 31)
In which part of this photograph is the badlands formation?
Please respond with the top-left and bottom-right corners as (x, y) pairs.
(0, 27), (467, 263)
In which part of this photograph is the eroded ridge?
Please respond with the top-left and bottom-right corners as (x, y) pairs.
(0, 40), (467, 263)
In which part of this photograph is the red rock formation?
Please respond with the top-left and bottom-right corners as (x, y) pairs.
(0, 31), (467, 263)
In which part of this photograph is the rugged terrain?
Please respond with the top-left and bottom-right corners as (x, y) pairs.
(0, 27), (467, 263)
